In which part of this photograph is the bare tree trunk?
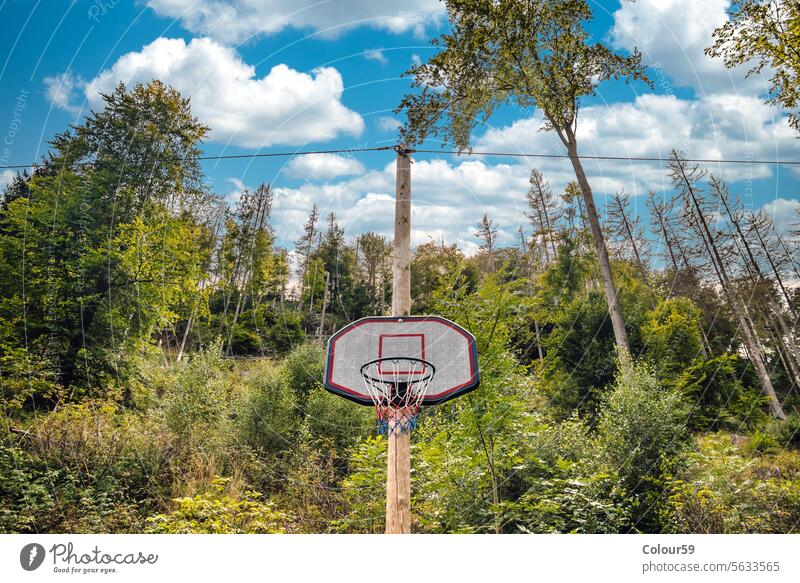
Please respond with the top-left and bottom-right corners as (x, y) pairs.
(714, 183), (800, 392)
(564, 139), (630, 361)
(177, 311), (194, 362)
(676, 161), (785, 418)
(751, 220), (796, 317)
(316, 271), (330, 342)
(612, 194), (648, 282)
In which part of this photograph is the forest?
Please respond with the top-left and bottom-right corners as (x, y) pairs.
(2, 0), (800, 534)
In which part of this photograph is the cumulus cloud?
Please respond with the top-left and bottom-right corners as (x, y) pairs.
(43, 72), (85, 116)
(284, 153), (365, 180)
(225, 177), (249, 203)
(611, 0), (769, 97)
(48, 37), (364, 148)
(145, 0), (444, 44)
(761, 198), (799, 235)
(269, 157), (531, 252)
(376, 116), (402, 133)
(363, 49), (388, 65)
(475, 93), (797, 192)
(0, 170), (16, 191)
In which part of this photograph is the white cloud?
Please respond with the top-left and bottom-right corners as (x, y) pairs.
(51, 37), (363, 148)
(284, 153), (365, 180)
(269, 157), (531, 252)
(363, 49), (388, 65)
(376, 116), (402, 132)
(411, 53), (422, 66)
(761, 198), (799, 235)
(611, 0), (769, 97)
(225, 177), (248, 203)
(43, 72), (85, 116)
(475, 93), (797, 192)
(145, 0), (444, 44)
(0, 170), (16, 191)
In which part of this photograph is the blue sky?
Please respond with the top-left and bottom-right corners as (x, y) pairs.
(1, 0), (797, 256)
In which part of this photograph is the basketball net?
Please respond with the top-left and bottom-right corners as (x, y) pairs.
(360, 358), (435, 435)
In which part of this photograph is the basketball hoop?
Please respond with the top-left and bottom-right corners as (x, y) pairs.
(360, 357), (435, 435)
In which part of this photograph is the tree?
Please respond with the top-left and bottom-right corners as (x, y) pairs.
(0, 81), (210, 395)
(411, 240), (472, 313)
(606, 191), (649, 282)
(706, 1), (800, 132)
(357, 232), (391, 315)
(475, 213), (499, 273)
(397, 0), (650, 359)
(524, 169), (560, 263)
(669, 151), (785, 418)
(294, 204), (320, 311)
(646, 191), (687, 272)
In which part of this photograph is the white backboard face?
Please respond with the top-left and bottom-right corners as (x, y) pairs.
(324, 316), (480, 406)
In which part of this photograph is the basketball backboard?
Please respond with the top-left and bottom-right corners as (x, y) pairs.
(323, 316), (479, 406)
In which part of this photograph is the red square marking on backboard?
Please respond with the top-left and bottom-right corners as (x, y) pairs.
(378, 334), (425, 375)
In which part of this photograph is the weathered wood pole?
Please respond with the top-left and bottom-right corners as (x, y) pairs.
(386, 146), (412, 534)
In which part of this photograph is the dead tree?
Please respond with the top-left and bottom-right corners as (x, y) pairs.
(670, 151), (785, 418)
(710, 176), (800, 390)
(646, 191), (682, 272)
(475, 213), (499, 273)
(294, 203), (320, 313)
(524, 169), (561, 262)
(606, 191), (649, 282)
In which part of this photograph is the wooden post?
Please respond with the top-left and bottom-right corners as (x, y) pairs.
(386, 146), (412, 534)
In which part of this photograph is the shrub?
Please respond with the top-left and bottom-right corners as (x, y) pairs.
(233, 361), (299, 458)
(337, 436), (386, 533)
(145, 476), (289, 533)
(596, 363), (687, 530)
(304, 387), (373, 453)
(0, 441), (146, 533)
(282, 342), (326, 406)
(500, 417), (629, 533)
(664, 433), (800, 533)
(0, 443), (63, 532)
(163, 342), (232, 437)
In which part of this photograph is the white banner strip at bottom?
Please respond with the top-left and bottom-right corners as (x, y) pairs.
(2, 534), (799, 582)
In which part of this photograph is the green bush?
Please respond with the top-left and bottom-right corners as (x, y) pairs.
(337, 436), (387, 533)
(304, 387), (373, 452)
(0, 441), (145, 533)
(500, 417), (629, 533)
(0, 443), (63, 532)
(596, 363), (687, 530)
(283, 341), (326, 406)
(664, 433), (800, 533)
(145, 476), (289, 533)
(163, 342), (232, 437)
(233, 361), (299, 458)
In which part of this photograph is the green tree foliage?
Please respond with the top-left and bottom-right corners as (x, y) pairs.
(664, 433), (800, 533)
(411, 241), (475, 313)
(707, 0), (800, 132)
(145, 477), (289, 534)
(0, 81), (210, 399)
(596, 364), (687, 529)
(398, 0), (651, 358)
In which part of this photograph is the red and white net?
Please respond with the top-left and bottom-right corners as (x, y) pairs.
(360, 357), (435, 435)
